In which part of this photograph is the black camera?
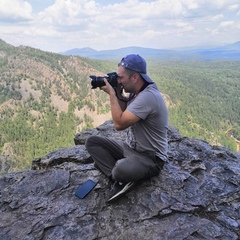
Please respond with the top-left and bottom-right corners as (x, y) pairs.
(89, 72), (118, 89)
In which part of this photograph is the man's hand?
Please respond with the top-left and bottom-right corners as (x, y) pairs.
(100, 78), (115, 96)
(115, 82), (124, 96)
(100, 79), (139, 131)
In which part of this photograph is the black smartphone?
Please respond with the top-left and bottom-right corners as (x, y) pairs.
(75, 179), (97, 199)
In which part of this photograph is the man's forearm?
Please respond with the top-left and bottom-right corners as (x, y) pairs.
(109, 92), (125, 129)
(117, 97), (127, 111)
(114, 88), (128, 111)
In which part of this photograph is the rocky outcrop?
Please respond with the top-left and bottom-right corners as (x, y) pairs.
(0, 121), (239, 239)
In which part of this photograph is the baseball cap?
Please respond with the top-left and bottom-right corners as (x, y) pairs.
(118, 54), (153, 83)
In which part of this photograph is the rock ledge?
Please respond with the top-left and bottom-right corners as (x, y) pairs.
(0, 121), (239, 239)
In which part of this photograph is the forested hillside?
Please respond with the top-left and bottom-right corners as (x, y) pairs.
(0, 39), (239, 175)
(0, 39), (114, 173)
(150, 60), (240, 151)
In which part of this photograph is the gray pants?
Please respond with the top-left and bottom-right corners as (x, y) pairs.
(85, 136), (163, 183)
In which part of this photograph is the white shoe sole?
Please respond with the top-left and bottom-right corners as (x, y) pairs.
(107, 182), (135, 203)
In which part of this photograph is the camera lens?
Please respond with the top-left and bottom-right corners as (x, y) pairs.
(90, 76), (106, 89)
(89, 72), (118, 89)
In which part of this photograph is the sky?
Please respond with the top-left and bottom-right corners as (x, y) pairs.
(0, 0), (240, 53)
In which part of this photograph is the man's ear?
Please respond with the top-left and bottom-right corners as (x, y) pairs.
(132, 73), (140, 84)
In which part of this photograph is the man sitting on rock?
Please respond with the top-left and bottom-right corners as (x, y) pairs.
(86, 54), (168, 203)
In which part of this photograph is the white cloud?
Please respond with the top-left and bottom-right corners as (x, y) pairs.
(210, 20), (240, 45)
(211, 14), (224, 21)
(36, 0), (99, 25)
(229, 4), (240, 11)
(0, 0), (239, 52)
(219, 20), (240, 30)
(0, 0), (33, 22)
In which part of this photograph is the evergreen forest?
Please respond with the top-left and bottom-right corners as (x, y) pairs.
(150, 60), (240, 150)
(0, 39), (239, 175)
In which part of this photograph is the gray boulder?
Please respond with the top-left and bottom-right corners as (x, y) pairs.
(0, 121), (239, 239)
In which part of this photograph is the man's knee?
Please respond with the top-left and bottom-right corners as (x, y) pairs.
(112, 159), (135, 182)
(85, 136), (101, 149)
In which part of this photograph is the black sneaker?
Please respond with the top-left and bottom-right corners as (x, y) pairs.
(107, 181), (135, 203)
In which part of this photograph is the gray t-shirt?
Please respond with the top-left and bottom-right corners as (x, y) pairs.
(125, 83), (168, 161)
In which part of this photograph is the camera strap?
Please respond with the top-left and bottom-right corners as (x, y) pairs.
(139, 81), (150, 93)
(130, 81), (150, 100)
(115, 88), (129, 102)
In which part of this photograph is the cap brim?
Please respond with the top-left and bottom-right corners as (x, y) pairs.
(140, 73), (153, 83)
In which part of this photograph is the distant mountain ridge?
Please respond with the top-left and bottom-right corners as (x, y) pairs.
(60, 41), (240, 60)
